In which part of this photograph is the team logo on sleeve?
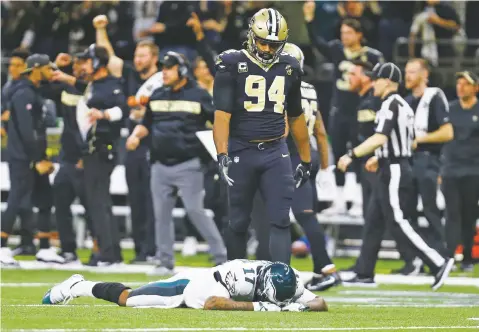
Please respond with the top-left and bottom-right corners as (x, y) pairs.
(286, 65), (292, 76)
(473, 115), (478, 122)
(238, 62), (248, 73)
(26, 104), (32, 111)
(234, 156), (240, 163)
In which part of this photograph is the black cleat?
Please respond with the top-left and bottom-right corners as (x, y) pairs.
(343, 275), (377, 288)
(12, 244), (37, 256)
(431, 258), (455, 291)
(306, 272), (341, 291)
(460, 262), (474, 273)
(341, 265), (356, 273)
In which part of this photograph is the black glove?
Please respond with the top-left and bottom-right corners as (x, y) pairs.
(217, 153), (234, 186)
(294, 161), (312, 188)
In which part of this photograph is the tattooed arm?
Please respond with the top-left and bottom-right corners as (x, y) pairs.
(203, 297), (281, 311)
(203, 297), (254, 311)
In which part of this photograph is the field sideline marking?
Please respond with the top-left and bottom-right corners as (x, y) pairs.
(9, 326), (479, 331)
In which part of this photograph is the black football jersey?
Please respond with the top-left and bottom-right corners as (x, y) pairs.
(213, 49), (303, 141)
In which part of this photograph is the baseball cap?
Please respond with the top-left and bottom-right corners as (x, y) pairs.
(455, 71), (478, 85)
(22, 54), (57, 73)
(370, 62), (402, 84)
(159, 52), (185, 68)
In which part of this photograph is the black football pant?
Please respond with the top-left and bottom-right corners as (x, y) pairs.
(355, 160), (447, 277)
(83, 152), (121, 262)
(442, 175), (479, 264)
(125, 148), (155, 257)
(225, 138), (294, 264)
(328, 109), (357, 186)
(1, 161), (35, 247)
(252, 153), (333, 273)
(411, 152), (444, 250)
(54, 161), (93, 254)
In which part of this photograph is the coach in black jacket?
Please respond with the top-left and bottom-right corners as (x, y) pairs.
(0, 54), (56, 266)
(126, 52), (226, 276)
(75, 44), (128, 266)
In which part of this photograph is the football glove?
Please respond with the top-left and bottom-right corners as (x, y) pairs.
(217, 153), (234, 186)
(294, 161), (312, 188)
(281, 303), (310, 312)
(253, 301), (282, 312)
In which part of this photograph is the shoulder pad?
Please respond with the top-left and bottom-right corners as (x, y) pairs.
(279, 52), (301, 68)
(216, 49), (243, 65)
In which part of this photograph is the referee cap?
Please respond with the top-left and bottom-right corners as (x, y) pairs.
(370, 62), (402, 84)
(455, 71), (478, 85)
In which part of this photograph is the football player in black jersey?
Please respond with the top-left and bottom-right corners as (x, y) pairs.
(212, 8), (312, 264)
(304, 1), (383, 216)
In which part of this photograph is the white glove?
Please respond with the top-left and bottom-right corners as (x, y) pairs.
(281, 303), (310, 312)
(253, 301), (282, 312)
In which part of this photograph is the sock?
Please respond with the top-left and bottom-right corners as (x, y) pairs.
(92, 282), (130, 304)
(1, 237), (8, 247)
(70, 281), (99, 298)
(296, 212), (333, 274)
(39, 237), (50, 249)
(269, 223), (291, 264)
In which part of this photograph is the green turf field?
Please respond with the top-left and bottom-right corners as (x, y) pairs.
(1, 250), (478, 331)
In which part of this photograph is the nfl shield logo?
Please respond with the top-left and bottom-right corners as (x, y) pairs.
(234, 156), (239, 163)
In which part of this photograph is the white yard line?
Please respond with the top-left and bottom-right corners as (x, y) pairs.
(8, 326), (479, 332)
(467, 318), (479, 321)
(0, 282), (145, 287)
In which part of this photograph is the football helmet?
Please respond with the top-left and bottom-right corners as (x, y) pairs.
(283, 42), (304, 71)
(247, 8), (288, 65)
(256, 262), (297, 306)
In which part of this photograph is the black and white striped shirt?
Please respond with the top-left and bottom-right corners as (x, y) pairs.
(374, 93), (415, 163)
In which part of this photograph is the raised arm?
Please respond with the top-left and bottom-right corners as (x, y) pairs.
(93, 15), (124, 78)
(303, 1), (333, 60)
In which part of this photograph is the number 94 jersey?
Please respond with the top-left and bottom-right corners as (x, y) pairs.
(214, 259), (316, 305)
(213, 49), (303, 142)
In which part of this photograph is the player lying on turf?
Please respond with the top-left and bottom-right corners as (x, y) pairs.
(42, 260), (327, 312)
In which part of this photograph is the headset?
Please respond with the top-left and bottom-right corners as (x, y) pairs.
(165, 51), (190, 78)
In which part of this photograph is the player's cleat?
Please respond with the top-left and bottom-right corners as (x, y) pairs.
(12, 243), (37, 256)
(431, 258), (455, 291)
(148, 265), (175, 276)
(342, 275), (377, 288)
(0, 247), (20, 267)
(460, 262), (474, 273)
(392, 257), (424, 276)
(181, 236), (198, 257)
(61, 252), (81, 264)
(36, 248), (66, 264)
(42, 274), (84, 305)
(306, 272), (341, 291)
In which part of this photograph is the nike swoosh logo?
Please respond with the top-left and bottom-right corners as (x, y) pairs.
(282, 154), (289, 158)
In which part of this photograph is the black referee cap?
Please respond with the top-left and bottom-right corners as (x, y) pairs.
(370, 62), (402, 84)
(455, 71), (478, 85)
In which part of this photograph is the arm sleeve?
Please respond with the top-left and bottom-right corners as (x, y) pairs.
(432, 91), (450, 125)
(306, 22), (333, 60)
(11, 89), (39, 162)
(200, 90), (215, 123)
(197, 38), (217, 76)
(286, 78), (303, 117)
(141, 105), (153, 131)
(213, 65), (236, 113)
(375, 101), (398, 136)
(111, 86), (129, 122)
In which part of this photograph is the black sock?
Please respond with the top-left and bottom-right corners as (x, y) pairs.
(296, 212), (332, 274)
(269, 223), (291, 264)
(1, 237), (7, 247)
(39, 237), (50, 249)
(92, 282), (130, 304)
(224, 225), (247, 260)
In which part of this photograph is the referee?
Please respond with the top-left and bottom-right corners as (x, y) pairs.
(404, 59), (453, 272)
(338, 62), (454, 291)
(442, 71), (479, 272)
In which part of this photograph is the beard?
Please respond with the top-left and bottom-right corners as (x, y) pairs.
(136, 63), (152, 75)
